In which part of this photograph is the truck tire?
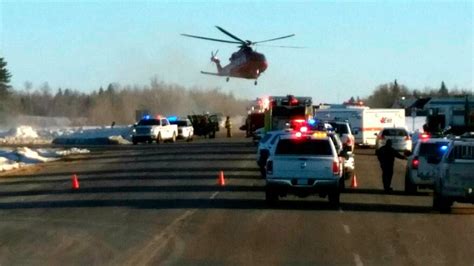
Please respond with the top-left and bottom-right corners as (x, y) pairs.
(328, 190), (340, 208)
(265, 186), (278, 204)
(404, 173), (417, 194)
(433, 192), (452, 213)
(156, 134), (163, 144)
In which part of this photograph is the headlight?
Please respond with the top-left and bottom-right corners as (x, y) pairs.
(132, 128), (136, 133)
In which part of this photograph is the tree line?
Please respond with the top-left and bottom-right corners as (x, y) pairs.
(1, 80), (249, 125)
(1, 57), (472, 125)
(347, 80), (472, 108)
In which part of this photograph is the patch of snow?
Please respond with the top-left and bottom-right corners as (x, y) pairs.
(0, 124), (133, 145)
(0, 157), (21, 172)
(0, 147), (90, 173)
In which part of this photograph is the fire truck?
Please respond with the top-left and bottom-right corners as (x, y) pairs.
(264, 95), (313, 133)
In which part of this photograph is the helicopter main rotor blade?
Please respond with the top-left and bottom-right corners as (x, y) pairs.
(255, 44), (306, 49)
(253, 34), (296, 44)
(215, 26), (247, 44)
(181, 34), (242, 44)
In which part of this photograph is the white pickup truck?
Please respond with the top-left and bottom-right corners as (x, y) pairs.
(265, 133), (343, 206)
(132, 117), (178, 144)
(431, 137), (474, 213)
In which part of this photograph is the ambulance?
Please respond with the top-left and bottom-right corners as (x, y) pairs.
(314, 107), (406, 146)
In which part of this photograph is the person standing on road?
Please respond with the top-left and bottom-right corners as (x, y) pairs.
(225, 116), (232, 138)
(376, 139), (406, 192)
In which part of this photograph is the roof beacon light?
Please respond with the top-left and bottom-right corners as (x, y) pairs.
(440, 145), (448, 152)
(308, 119), (316, 125)
(143, 115), (151, 120)
(168, 116), (178, 122)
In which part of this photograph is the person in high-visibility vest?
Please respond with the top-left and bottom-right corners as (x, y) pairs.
(225, 116), (232, 138)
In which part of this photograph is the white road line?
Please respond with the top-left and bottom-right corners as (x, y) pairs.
(353, 253), (364, 266)
(210, 191), (219, 199)
(343, 224), (351, 234)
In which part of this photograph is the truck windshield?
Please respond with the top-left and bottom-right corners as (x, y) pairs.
(137, 119), (160, 126)
(419, 142), (449, 157)
(383, 129), (408, 136)
(275, 139), (332, 155)
(329, 123), (350, 134)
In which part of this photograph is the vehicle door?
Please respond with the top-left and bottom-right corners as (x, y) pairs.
(161, 119), (170, 139)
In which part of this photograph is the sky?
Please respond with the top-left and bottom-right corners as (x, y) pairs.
(1, 0), (473, 103)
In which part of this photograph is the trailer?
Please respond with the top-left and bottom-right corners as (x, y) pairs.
(314, 107), (405, 146)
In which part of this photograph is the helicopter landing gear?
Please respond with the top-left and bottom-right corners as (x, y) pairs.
(226, 77), (230, 82)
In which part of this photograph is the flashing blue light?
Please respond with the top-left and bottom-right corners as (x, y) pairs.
(143, 115), (151, 120)
(308, 119), (316, 125)
(440, 145), (448, 152)
(168, 116), (178, 122)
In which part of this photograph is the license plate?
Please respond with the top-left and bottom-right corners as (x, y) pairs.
(297, 179), (307, 185)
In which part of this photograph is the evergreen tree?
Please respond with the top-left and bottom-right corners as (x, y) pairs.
(0, 57), (12, 98)
(439, 81), (448, 96)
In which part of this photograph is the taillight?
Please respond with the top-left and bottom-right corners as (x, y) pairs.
(332, 160), (340, 175)
(420, 133), (430, 141)
(411, 156), (419, 169)
(266, 160), (273, 174)
(377, 135), (384, 140)
(346, 137), (353, 146)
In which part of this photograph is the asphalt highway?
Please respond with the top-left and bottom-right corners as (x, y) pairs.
(0, 134), (473, 265)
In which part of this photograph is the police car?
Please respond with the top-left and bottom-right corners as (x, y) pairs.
(432, 135), (474, 213)
(256, 129), (291, 177)
(404, 134), (450, 194)
(168, 116), (194, 141)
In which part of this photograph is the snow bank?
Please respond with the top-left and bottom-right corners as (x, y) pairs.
(0, 126), (49, 144)
(0, 125), (133, 145)
(52, 126), (132, 145)
(0, 147), (90, 172)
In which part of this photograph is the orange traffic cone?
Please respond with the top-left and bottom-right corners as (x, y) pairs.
(218, 171), (225, 186)
(350, 173), (358, 188)
(71, 174), (80, 190)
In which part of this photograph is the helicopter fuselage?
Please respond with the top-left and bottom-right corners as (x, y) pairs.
(214, 48), (267, 79)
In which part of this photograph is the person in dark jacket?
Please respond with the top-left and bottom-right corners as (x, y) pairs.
(376, 139), (406, 192)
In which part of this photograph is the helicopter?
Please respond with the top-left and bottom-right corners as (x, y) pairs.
(182, 26), (297, 85)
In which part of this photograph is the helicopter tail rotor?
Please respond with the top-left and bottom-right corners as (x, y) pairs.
(210, 50), (220, 63)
